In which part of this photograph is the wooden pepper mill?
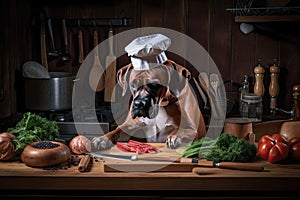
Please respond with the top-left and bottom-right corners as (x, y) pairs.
(269, 60), (280, 115)
(253, 60), (265, 97)
(293, 85), (300, 121)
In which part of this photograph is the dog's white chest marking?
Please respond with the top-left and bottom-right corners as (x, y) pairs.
(127, 105), (168, 137)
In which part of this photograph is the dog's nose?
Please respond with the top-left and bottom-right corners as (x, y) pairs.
(133, 98), (147, 109)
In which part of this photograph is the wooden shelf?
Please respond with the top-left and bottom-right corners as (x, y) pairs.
(235, 15), (300, 22)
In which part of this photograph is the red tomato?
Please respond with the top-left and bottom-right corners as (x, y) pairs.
(288, 136), (300, 160)
(288, 136), (300, 148)
(289, 143), (300, 160)
(258, 134), (289, 163)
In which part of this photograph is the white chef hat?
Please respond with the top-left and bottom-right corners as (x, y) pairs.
(125, 34), (171, 70)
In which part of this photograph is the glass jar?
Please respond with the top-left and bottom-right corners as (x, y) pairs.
(240, 93), (263, 122)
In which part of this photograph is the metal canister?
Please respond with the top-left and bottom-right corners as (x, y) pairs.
(240, 93), (262, 122)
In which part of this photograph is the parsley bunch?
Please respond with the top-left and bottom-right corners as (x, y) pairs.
(7, 112), (60, 155)
(205, 133), (257, 163)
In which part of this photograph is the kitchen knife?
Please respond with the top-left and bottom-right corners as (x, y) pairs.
(87, 152), (179, 162)
(186, 159), (265, 172)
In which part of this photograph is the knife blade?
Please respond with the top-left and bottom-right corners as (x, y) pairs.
(87, 152), (179, 162)
(87, 152), (136, 161)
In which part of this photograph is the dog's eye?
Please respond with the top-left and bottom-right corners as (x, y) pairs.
(131, 84), (137, 91)
(130, 80), (139, 91)
(147, 83), (161, 90)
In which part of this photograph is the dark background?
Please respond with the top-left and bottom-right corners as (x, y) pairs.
(0, 0), (300, 119)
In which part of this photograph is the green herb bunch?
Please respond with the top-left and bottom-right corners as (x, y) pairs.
(205, 133), (257, 163)
(182, 133), (257, 163)
(7, 112), (60, 155)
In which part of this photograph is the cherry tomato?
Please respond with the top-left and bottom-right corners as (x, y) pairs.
(258, 134), (289, 163)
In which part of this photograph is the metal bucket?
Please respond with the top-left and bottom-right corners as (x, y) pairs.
(24, 72), (76, 111)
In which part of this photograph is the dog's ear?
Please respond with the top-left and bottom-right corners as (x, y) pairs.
(117, 63), (133, 96)
(172, 61), (191, 81)
(164, 60), (191, 98)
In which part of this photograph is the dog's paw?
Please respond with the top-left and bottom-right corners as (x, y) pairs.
(166, 135), (182, 149)
(91, 136), (114, 151)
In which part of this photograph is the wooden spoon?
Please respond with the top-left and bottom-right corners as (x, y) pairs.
(89, 28), (105, 92)
(199, 72), (216, 116)
(104, 28), (116, 102)
(210, 73), (225, 118)
(198, 72), (210, 97)
(78, 23), (84, 64)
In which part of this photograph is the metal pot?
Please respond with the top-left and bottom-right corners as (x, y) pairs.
(24, 72), (76, 111)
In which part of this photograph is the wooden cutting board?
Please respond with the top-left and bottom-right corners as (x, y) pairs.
(96, 143), (197, 172)
(103, 162), (198, 172)
(99, 143), (265, 173)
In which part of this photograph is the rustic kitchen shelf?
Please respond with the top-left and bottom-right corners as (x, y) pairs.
(227, 6), (300, 22)
(235, 15), (300, 22)
(50, 18), (132, 27)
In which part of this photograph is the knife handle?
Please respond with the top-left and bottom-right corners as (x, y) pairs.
(216, 162), (264, 172)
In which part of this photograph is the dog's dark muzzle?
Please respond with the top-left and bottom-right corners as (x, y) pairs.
(131, 95), (159, 119)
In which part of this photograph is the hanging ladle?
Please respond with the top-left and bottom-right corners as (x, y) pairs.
(47, 18), (61, 58)
(60, 19), (71, 64)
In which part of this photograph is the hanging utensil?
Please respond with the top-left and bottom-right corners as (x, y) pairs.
(199, 72), (214, 113)
(47, 18), (60, 58)
(89, 22), (105, 92)
(210, 73), (226, 119)
(40, 13), (48, 69)
(78, 20), (84, 64)
(104, 28), (117, 102)
(60, 19), (71, 64)
(192, 76), (207, 107)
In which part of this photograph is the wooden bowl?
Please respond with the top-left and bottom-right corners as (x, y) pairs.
(223, 118), (255, 139)
(21, 141), (71, 167)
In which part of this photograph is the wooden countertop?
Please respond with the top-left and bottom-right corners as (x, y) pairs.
(1, 143), (300, 199)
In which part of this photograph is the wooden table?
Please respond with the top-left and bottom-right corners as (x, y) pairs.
(1, 144), (300, 199)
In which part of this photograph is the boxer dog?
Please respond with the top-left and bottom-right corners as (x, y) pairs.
(92, 60), (206, 150)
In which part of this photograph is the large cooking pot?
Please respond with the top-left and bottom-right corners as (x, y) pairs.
(24, 72), (76, 111)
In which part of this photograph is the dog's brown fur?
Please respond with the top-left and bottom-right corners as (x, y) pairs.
(92, 60), (206, 150)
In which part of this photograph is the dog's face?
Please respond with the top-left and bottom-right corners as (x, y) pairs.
(117, 61), (191, 120)
(129, 67), (169, 119)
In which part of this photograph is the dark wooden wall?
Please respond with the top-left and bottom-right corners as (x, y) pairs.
(1, 0), (299, 119)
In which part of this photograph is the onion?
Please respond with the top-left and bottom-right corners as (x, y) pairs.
(69, 135), (91, 155)
(0, 132), (16, 161)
